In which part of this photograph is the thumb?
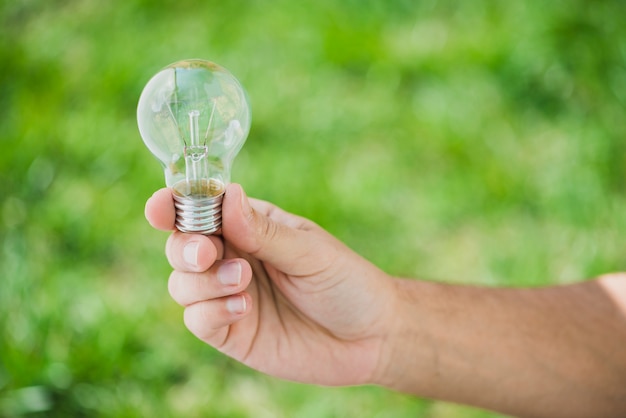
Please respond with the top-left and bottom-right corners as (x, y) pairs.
(222, 184), (329, 275)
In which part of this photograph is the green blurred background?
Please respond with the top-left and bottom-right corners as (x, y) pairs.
(1, 0), (625, 416)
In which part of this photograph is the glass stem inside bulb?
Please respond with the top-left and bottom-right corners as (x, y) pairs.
(189, 109), (201, 147)
(185, 109), (210, 187)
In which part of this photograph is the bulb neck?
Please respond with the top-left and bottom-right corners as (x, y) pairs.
(171, 179), (225, 235)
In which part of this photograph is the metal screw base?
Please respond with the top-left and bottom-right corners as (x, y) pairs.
(172, 179), (225, 235)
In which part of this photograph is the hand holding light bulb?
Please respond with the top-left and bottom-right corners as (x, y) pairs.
(137, 59), (251, 234)
(140, 61), (626, 418)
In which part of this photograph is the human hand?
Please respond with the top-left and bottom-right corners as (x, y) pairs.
(145, 184), (397, 386)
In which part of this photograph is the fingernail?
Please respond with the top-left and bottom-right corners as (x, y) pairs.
(183, 242), (199, 267)
(218, 261), (242, 286)
(226, 295), (247, 314)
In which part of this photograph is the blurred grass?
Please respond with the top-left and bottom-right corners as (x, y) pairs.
(1, 0), (625, 416)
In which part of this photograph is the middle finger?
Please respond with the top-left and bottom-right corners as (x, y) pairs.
(168, 258), (252, 307)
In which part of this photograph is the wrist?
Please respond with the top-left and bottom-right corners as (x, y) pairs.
(370, 278), (484, 403)
(369, 277), (437, 390)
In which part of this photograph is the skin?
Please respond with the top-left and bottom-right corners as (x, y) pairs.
(145, 183), (626, 418)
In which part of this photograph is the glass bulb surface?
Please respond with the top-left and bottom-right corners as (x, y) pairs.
(137, 59), (251, 234)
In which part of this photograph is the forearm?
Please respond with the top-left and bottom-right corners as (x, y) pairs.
(374, 275), (626, 418)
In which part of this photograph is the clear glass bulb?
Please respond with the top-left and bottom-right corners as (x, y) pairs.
(137, 59), (251, 234)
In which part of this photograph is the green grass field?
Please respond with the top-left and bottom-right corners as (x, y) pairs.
(2, 0), (626, 416)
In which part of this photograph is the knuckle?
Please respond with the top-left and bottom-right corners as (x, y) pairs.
(165, 231), (184, 267)
(167, 271), (180, 300)
(184, 303), (218, 339)
(250, 215), (281, 256)
(169, 271), (211, 306)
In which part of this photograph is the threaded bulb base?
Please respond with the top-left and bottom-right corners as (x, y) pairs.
(172, 179), (225, 235)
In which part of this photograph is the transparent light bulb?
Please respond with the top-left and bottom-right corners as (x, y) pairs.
(137, 59), (251, 234)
